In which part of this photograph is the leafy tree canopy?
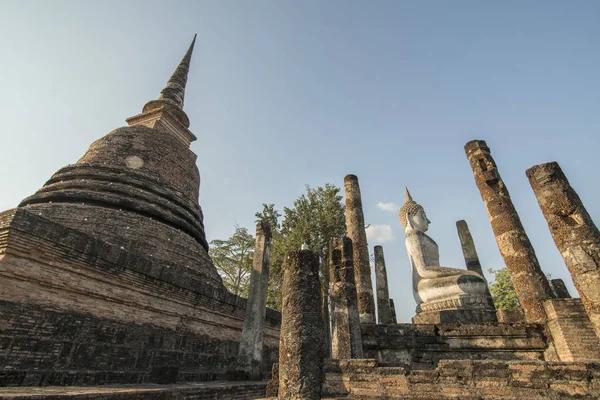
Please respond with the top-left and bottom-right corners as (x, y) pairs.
(487, 267), (551, 310)
(209, 225), (255, 298)
(255, 184), (346, 310)
(210, 184), (346, 311)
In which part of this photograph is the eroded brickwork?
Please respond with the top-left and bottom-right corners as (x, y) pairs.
(544, 298), (600, 362)
(465, 140), (553, 323)
(344, 175), (376, 324)
(238, 221), (272, 379)
(279, 250), (325, 399)
(329, 237), (363, 359)
(0, 209), (280, 386)
(361, 323), (547, 369)
(323, 359), (600, 399)
(374, 246), (393, 325)
(389, 299), (398, 324)
(527, 162), (600, 340)
(456, 220), (497, 313)
(550, 279), (572, 299)
(0, 37), (283, 389)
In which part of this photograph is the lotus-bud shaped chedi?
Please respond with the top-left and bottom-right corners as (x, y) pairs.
(400, 188), (497, 323)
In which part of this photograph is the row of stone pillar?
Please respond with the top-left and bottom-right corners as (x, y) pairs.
(465, 140), (600, 339)
(245, 142), (600, 397)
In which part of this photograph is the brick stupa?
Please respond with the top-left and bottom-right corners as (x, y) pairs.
(0, 36), (280, 386)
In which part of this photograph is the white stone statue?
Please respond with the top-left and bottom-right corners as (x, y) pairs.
(400, 188), (495, 322)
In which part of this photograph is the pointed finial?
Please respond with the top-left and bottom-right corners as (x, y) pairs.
(399, 187), (423, 228)
(404, 187), (413, 202)
(157, 34), (197, 109)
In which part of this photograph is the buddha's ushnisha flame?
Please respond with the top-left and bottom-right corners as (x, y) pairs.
(399, 187), (424, 228)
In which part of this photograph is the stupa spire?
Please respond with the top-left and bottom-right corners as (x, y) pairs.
(157, 34), (196, 109)
(131, 34), (199, 142)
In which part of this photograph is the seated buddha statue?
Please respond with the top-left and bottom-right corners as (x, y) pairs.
(399, 188), (496, 323)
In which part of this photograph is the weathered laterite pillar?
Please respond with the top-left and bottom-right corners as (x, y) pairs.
(279, 250), (326, 400)
(456, 220), (496, 313)
(550, 279), (572, 299)
(465, 140), (553, 323)
(389, 299), (398, 324)
(527, 161), (600, 338)
(238, 221), (272, 379)
(329, 237), (363, 359)
(374, 245), (393, 324)
(344, 174), (376, 324)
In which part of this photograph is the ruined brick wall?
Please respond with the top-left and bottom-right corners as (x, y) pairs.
(0, 209), (280, 386)
(544, 298), (600, 362)
(18, 203), (220, 289)
(0, 301), (279, 386)
(323, 359), (600, 399)
(361, 323), (547, 369)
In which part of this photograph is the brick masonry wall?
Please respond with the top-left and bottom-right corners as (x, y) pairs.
(361, 323), (547, 369)
(545, 298), (600, 362)
(79, 126), (200, 208)
(0, 209), (280, 386)
(20, 126), (212, 252)
(323, 359), (600, 399)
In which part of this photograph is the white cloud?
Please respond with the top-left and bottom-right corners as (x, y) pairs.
(377, 202), (398, 212)
(366, 224), (395, 244)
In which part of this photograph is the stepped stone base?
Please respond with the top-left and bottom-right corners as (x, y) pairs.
(322, 358), (600, 399)
(361, 323), (547, 369)
(545, 298), (600, 362)
(496, 308), (525, 323)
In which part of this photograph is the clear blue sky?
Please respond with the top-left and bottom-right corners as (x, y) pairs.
(1, 1), (599, 322)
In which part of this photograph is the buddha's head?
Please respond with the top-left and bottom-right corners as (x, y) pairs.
(399, 187), (431, 232)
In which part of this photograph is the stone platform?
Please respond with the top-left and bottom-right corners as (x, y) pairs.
(322, 359), (600, 399)
(362, 323), (547, 369)
(412, 307), (497, 324)
(0, 381), (266, 400)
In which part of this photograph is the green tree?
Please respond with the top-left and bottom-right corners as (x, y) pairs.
(255, 203), (281, 232)
(209, 225), (255, 297)
(488, 267), (551, 309)
(488, 267), (520, 309)
(255, 184), (346, 311)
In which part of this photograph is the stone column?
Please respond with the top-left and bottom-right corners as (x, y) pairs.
(374, 246), (393, 324)
(465, 140), (553, 323)
(550, 279), (572, 299)
(389, 299), (398, 324)
(526, 161), (600, 338)
(279, 250), (326, 400)
(329, 237), (363, 359)
(238, 221), (271, 380)
(456, 219), (496, 312)
(456, 220), (485, 276)
(322, 293), (332, 358)
(344, 174), (376, 324)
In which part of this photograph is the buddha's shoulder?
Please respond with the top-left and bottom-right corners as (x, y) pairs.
(405, 230), (436, 245)
(405, 229), (427, 244)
